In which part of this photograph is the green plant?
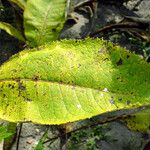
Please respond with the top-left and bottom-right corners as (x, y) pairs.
(0, 38), (149, 130)
(0, 125), (14, 142)
(33, 130), (48, 150)
(0, 0), (67, 47)
(0, 0), (149, 134)
(0, 22), (25, 41)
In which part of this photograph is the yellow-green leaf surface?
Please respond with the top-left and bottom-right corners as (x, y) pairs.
(125, 108), (150, 133)
(24, 0), (67, 47)
(0, 39), (149, 124)
(0, 22), (25, 42)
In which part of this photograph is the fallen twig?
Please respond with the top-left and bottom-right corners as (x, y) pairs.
(89, 23), (148, 37)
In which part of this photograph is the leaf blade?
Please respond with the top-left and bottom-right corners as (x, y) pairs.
(0, 22), (25, 42)
(0, 39), (149, 125)
(24, 0), (67, 47)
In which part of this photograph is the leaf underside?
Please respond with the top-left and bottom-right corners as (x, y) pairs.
(24, 0), (67, 47)
(0, 38), (150, 125)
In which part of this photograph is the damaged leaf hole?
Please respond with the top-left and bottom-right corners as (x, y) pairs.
(98, 48), (106, 54)
(3, 94), (6, 98)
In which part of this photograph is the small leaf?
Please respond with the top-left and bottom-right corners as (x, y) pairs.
(33, 142), (43, 150)
(33, 131), (47, 150)
(0, 38), (149, 125)
(0, 126), (13, 142)
(24, 0), (67, 47)
(0, 22), (25, 42)
(9, 0), (26, 10)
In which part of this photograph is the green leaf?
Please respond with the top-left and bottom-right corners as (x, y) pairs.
(0, 38), (149, 125)
(0, 126), (13, 142)
(9, 0), (26, 10)
(3, 123), (17, 150)
(0, 22), (25, 42)
(125, 108), (150, 133)
(24, 0), (67, 47)
(33, 131), (48, 150)
(33, 142), (43, 150)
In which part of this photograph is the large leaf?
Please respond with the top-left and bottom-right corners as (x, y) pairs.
(24, 0), (67, 47)
(0, 22), (25, 42)
(9, 0), (27, 10)
(0, 38), (149, 124)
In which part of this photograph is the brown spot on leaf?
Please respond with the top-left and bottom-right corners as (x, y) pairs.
(52, 28), (56, 32)
(26, 98), (32, 102)
(126, 100), (131, 105)
(127, 55), (130, 59)
(98, 48), (107, 54)
(104, 58), (109, 61)
(8, 84), (15, 89)
(118, 98), (122, 101)
(116, 58), (123, 66)
(18, 82), (26, 90)
(78, 64), (81, 68)
(32, 75), (40, 81)
(11, 69), (17, 72)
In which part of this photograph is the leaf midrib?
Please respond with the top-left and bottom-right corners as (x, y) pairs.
(0, 78), (140, 98)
